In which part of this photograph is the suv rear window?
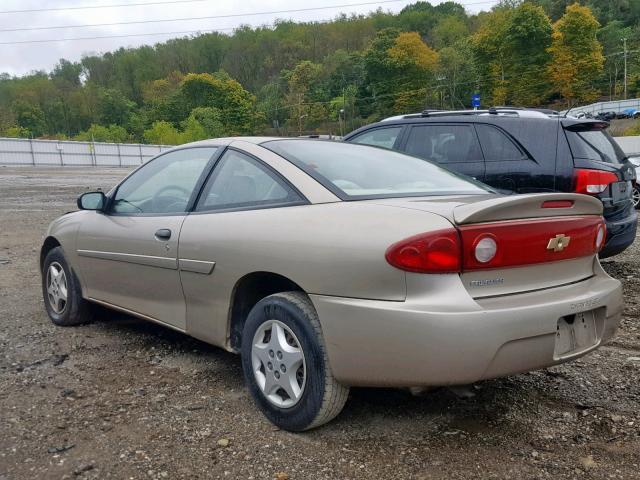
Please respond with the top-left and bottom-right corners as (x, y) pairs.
(565, 129), (626, 164)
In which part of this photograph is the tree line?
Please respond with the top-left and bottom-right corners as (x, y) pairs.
(0, 0), (637, 144)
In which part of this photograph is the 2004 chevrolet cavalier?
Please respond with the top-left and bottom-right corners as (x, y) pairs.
(41, 138), (623, 431)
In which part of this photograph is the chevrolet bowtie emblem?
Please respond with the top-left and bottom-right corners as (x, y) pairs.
(547, 234), (571, 252)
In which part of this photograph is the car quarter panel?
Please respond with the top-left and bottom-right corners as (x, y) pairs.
(177, 202), (454, 348)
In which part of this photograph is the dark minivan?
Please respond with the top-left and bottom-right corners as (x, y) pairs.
(343, 108), (637, 258)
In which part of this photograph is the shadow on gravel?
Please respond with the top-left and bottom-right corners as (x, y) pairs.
(86, 306), (561, 442)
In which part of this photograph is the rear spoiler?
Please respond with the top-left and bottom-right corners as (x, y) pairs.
(454, 193), (603, 225)
(562, 119), (609, 132)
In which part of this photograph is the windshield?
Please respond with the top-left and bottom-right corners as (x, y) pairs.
(263, 139), (490, 200)
(565, 129), (626, 164)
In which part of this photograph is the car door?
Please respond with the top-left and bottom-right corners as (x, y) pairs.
(400, 124), (486, 182)
(75, 146), (219, 330)
(177, 148), (306, 346)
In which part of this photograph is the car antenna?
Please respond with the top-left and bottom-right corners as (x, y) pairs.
(563, 102), (573, 118)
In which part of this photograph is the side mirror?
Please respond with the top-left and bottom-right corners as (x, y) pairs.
(77, 191), (106, 211)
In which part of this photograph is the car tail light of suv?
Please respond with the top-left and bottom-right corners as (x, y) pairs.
(386, 216), (606, 274)
(574, 168), (619, 195)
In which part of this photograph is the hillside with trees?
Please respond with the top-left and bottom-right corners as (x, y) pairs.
(0, 0), (638, 143)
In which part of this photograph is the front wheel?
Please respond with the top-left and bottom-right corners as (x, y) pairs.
(632, 184), (640, 209)
(241, 292), (349, 431)
(42, 247), (94, 326)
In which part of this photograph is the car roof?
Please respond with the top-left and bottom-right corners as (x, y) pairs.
(380, 108), (559, 122)
(182, 136), (284, 148)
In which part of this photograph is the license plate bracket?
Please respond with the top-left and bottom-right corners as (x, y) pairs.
(554, 311), (598, 359)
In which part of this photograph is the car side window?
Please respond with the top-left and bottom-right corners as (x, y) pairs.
(112, 147), (218, 214)
(404, 125), (483, 164)
(349, 127), (402, 149)
(195, 150), (303, 212)
(475, 124), (525, 162)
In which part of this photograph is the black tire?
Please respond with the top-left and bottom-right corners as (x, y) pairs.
(42, 246), (94, 326)
(241, 292), (349, 431)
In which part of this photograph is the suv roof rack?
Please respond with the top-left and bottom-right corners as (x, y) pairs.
(382, 107), (559, 121)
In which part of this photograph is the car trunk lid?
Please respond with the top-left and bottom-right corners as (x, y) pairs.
(373, 193), (604, 298)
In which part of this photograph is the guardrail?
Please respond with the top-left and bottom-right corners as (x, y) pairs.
(564, 98), (640, 116)
(0, 137), (173, 166)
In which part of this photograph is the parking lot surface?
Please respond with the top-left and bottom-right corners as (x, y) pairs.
(0, 166), (639, 479)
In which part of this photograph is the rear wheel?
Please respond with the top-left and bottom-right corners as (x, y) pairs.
(42, 247), (94, 326)
(241, 292), (349, 431)
(632, 184), (640, 209)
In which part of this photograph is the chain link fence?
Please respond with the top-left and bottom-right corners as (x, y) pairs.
(0, 137), (173, 166)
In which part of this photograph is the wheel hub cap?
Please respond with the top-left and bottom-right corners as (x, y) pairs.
(46, 262), (68, 314)
(251, 320), (306, 408)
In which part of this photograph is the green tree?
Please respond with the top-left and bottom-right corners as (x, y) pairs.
(504, 3), (553, 105)
(364, 29), (439, 116)
(179, 72), (259, 135)
(181, 106), (225, 140)
(283, 61), (323, 134)
(548, 3), (605, 106)
(75, 124), (129, 143)
(430, 15), (469, 49)
(473, 3), (552, 107)
(143, 121), (182, 145)
(96, 88), (136, 127)
(12, 100), (46, 137)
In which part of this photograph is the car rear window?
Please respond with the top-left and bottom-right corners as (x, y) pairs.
(262, 139), (490, 200)
(565, 129), (626, 164)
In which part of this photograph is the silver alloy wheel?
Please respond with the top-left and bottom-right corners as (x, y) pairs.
(633, 186), (640, 208)
(46, 262), (68, 314)
(251, 319), (307, 408)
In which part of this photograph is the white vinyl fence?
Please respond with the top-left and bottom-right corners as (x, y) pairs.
(0, 137), (173, 166)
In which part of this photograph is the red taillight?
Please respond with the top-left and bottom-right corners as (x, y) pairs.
(459, 216), (605, 271)
(574, 168), (618, 195)
(386, 217), (605, 273)
(385, 228), (461, 273)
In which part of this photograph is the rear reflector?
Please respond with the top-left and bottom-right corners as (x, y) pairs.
(386, 216), (605, 273)
(574, 169), (618, 195)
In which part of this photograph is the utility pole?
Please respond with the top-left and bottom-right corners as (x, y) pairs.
(341, 87), (346, 137)
(623, 37), (628, 100)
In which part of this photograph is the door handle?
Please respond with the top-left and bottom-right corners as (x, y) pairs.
(155, 228), (172, 240)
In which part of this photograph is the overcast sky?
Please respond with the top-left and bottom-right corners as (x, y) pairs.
(0, 0), (496, 77)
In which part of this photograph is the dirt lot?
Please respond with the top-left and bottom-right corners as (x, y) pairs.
(0, 166), (639, 480)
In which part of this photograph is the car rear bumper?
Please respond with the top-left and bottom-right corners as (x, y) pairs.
(311, 262), (622, 387)
(601, 209), (637, 258)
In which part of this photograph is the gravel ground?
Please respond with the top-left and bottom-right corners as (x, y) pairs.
(0, 166), (639, 480)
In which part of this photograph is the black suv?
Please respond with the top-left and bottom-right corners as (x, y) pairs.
(343, 108), (637, 258)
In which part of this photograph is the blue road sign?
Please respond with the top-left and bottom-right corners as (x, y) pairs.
(472, 93), (481, 108)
